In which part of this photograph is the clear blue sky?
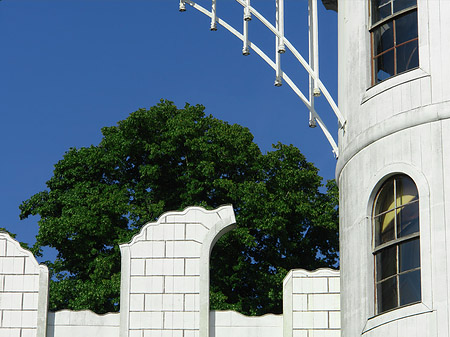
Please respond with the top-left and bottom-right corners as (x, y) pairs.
(0, 0), (338, 259)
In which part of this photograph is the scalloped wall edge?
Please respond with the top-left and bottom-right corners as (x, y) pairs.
(119, 204), (235, 248)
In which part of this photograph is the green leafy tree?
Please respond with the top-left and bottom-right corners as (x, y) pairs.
(20, 100), (338, 315)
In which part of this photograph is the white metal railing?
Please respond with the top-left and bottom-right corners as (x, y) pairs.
(179, 0), (345, 157)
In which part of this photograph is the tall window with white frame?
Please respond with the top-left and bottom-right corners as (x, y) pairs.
(372, 174), (421, 314)
(370, 0), (419, 84)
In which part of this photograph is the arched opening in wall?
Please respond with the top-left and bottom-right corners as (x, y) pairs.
(372, 174), (421, 314)
(211, 232), (283, 316)
(209, 230), (256, 314)
(209, 228), (339, 316)
(208, 186), (339, 317)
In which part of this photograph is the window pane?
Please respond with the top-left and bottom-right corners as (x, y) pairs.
(375, 210), (395, 246)
(372, 0), (392, 24)
(399, 239), (420, 272)
(376, 245), (397, 281)
(378, 3), (393, 22)
(396, 175), (418, 206)
(374, 0), (391, 7)
(377, 277), (398, 313)
(374, 179), (395, 215)
(399, 270), (421, 306)
(374, 50), (395, 83)
(396, 40), (419, 73)
(397, 202), (419, 237)
(395, 11), (418, 45)
(373, 22), (394, 56)
(393, 0), (416, 13)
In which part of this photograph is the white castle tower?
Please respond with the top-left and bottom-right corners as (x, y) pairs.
(337, 0), (450, 336)
(3, 1), (450, 336)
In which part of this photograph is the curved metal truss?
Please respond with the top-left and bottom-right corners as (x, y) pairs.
(179, 0), (345, 157)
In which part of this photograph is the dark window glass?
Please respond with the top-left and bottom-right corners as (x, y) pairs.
(374, 50), (395, 83)
(376, 245), (397, 280)
(378, 3), (392, 21)
(373, 22), (394, 56)
(372, 0), (392, 24)
(396, 40), (419, 73)
(377, 277), (398, 313)
(396, 11), (418, 44)
(399, 239), (420, 271)
(394, 0), (417, 13)
(399, 270), (421, 305)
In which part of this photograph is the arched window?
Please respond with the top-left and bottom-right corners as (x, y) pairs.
(373, 174), (421, 314)
(370, 0), (419, 84)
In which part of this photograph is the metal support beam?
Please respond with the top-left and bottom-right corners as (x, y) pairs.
(180, 0), (344, 157)
(210, 0), (217, 30)
(243, 0), (250, 55)
(275, 0), (283, 86)
(179, 0), (186, 11)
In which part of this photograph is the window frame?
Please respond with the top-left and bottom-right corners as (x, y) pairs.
(363, 165), (432, 333)
(372, 174), (421, 315)
(369, 0), (419, 85)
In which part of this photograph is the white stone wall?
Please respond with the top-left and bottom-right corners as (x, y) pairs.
(0, 233), (49, 337)
(337, 0), (450, 335)
(283, 269), (340, 337)
(338, 126), (437, 337)
(119, 205), (236, 337)
(46, 310), (119, 337)
(210, 311), (282, 337)
(0, 209), (342, 337)
(336, 0), (434, 166)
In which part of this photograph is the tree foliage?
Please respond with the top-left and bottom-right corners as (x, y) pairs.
(20, 100), (338, 315)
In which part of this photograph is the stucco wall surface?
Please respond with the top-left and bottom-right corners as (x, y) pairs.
(338, 123), (439, 336)
(336, 0), (450, 178)
(337, 0), (450, 336)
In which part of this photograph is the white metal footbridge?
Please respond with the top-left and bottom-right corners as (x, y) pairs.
(178, 0), (345, 157)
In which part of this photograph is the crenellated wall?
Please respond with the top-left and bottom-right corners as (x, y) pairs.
(46, 310), (120, 337)
(0, 206), (340, 337)
(119, 205), (237, 337)
(283, 269), (340, 337)
(0, 233), (49, 337)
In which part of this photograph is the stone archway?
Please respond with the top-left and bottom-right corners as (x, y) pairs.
(119, 205), (236, 337)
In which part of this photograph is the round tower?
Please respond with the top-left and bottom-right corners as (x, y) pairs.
(336, 0), (450, 336)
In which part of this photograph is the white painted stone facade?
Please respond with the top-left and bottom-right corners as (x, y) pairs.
(119, 205), (237, 337)
(0, 233), (49, 337)
(210, 311), (283, 337)
(46, 310), (120, 337)
(283, 269), (340, 337)
(0, 206), (341, 337)
(337, 0), (450, 336)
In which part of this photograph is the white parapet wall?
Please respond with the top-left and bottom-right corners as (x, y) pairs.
(119, 205), (237, 337)
(0, 209), (342, 337)
(283, 269), (340, 337)
(46, 310), (120, 337)
(0, 232), (49, 337)
(210, 310), (283, 337)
